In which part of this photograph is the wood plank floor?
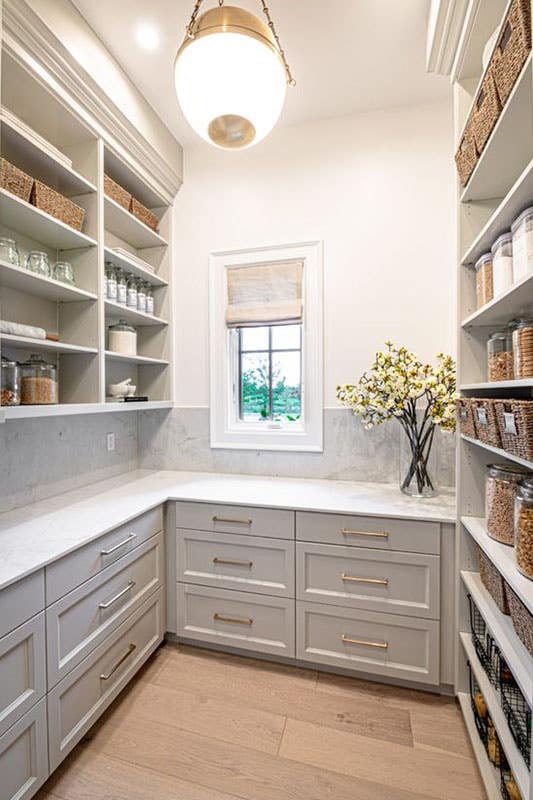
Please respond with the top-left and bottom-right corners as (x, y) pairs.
(37, 643), (486, 800)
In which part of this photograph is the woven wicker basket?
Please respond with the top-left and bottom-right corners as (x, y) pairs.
(471, 68), (502, 154)
(104, 174), (131, 210)
(492, 0), (532, 107)
(130, 197), (159, 232)
(479, 548), (510, 615)
(495, 399), (533, 460)
(30, 181), (85, 231)
(455, 124), (478, 187)
(505, 584), (533, 655)
(471, 398), (501, 448)
(458, 397), (477, 438)
(0, 158), (34, 202)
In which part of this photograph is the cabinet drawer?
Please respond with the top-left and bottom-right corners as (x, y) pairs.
(0, 614), (46, 738)
(296, 543), (439, 618)
(46, 506), (163, 603)
(296, 511), (440, 555)
(46, 533), (164, 687)
(176, 501), (294, 539)
(296, 601), (439, 685)
(177, 529), (295, 597)
(0, 571), (44, 640)
(0, 698), (48, 800)
(48, 588), (163, 771)
(177, 583), (295, 658)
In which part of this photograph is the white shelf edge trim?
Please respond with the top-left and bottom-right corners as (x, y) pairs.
(457, 693), (503, 800)
(461, 434), (533, 470)
(461, 272), (533, 328)
(0, 400), (174, 421)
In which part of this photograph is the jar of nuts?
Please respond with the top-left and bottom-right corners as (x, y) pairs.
(516, 479), (533, 580)
(0, 357), (20, 406)
(486, 464), (532, 545)
(20, 354), (58, 405)
(474, 253), (494, 308)
(487, 330), (513, 381)
(512, 318), (533, 378)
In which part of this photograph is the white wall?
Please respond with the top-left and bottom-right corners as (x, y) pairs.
(174, 100), (455, 408)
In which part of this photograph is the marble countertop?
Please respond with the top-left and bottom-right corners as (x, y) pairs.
(0, 469), (456, 592)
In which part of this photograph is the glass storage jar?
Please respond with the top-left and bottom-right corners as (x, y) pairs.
(0, 237), (20, 266)
(491, 233), (513, 297)
(511, 206), (533, 282)
(487, 330), (513, 381)
(512, 318), (533, 378)
(116, 268), (127, 305)
(486, 463), (532, 544)
(26, 251), (50, 277)
(474, 253), (493, 308)
(126, 273), (138, 308)
(106, 263), (117, 301)
(136, 279), (147, 313)
(53, 261), (75, 285)
(108, 320), (137, 356)
(0, 357), (20, 406)
(145, 283), (154, 316)
(515, 479), (533, 579)
(20, 354), (58, 405)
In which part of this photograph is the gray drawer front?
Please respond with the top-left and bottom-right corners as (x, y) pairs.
(296, 543), (439, 619)
(47, 588), (164, 771)
(177, 583), (295, 658)
(296, 601), (439, 685)
(46, 533), (164, 688)
(177, 529), (295, 597)
(0, 698), (48, 800)
(0, 614), (46, 738)
(176, 501), (294, 539)
(46, 506), (163, 603)
(296, 512), (440, 555)
(0, 571), (44, 640)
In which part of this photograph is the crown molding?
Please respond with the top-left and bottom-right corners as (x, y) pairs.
(2, 0), (182, 204)
(426, 0), (469, 76)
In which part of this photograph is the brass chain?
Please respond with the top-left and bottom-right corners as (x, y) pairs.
(260, 1), (296, 86)
(185, 0), (295, 87)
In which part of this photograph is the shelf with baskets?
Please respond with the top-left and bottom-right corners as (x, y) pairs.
(461, 434), (533, 470)
(104, 195), (167, 250)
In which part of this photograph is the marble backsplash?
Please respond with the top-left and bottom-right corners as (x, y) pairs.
(138, 407), (456, 487)
(0, 412), (138, 514)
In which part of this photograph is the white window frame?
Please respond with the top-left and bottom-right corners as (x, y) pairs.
(209, 240), (323, 452)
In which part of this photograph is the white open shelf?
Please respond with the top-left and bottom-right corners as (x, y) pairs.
(457, 693), (502, 800)
(1, 334), (98, 356)
(1, 112), (97, 197)
(104, 350), (168, 366)
(462, 570), (533, 705)
(103, 246), (167, 286)
(461, 632), (530, 799)
(104, 196), (167, 249)
(453, 0), (509, 83)
(461, 434), (533, 470)
(104, 300), (167, 327)
(0, 400), (173, 420)
(0, 188), (97, 251)
(461, 272), (533, 328)
(0, 259), (97, 302)
(462, 515), (533, 617)
(461, 54), (533, 203)
(461, 379), (533, 391)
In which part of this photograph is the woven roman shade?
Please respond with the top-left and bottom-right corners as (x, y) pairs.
(225, 260), (304, 328)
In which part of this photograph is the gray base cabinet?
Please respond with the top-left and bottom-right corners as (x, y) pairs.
(0, 614), (46, 738)
(0, 698), (48, 800)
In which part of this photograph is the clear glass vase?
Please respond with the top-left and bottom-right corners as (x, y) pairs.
(399, 424), (439, 499)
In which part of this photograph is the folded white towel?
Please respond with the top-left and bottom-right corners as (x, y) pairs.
(0, 320), (47, 339)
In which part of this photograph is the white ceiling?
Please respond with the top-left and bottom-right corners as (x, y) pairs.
(71, 0), (451, 147)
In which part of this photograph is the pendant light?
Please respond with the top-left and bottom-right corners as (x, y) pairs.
(174, 1), (295, 150)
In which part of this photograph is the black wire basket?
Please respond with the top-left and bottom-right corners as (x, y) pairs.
(498, 652), (532, 768)
(468, 593), (499, 685)
(469, 661), (489, 745)
(501, 766), (523, 800)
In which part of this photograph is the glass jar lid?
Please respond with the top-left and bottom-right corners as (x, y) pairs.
(517, 478), (533, 501)
(20, 354), (56, 371)
(109, 319), (136, 332)
(489, 330), (509, 341)
(514, 318), (533, 329)
(474, 253), (492, 271)
(0, 237), (17, 245)
(1, 356), (18, 367)
(488, 463), (532, 481)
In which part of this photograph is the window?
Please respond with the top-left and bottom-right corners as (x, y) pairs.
(209, 241), (323, 451)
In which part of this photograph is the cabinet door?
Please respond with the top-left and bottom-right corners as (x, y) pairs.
(0, 571), (44, 640)
(0, 698), (48, 800)
(177, 529), (295, 597)
(0, 614), (46, 737)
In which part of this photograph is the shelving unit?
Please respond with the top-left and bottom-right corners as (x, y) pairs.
(454, 2), (533, 797)
(0, 44), (175, 418)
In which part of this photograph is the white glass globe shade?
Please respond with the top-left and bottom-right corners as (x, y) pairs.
(175, 30), (287, 149)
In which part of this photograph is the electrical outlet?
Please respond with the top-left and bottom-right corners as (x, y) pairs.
(106, 433), (116, 452)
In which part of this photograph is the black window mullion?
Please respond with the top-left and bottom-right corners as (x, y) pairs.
(268, 326), (273, 419)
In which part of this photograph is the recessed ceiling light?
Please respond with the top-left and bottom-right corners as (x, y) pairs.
(135, 22), (160, 51)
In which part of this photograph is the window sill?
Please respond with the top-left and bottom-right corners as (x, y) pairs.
(210, 440), (324, 453)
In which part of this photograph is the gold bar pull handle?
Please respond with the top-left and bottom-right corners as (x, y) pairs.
(341, 574), (388, 586)
(99, 643), (137, 680)
(212, 515), (252, 526)
(213, 613), (253, 626)
(213, 557), (253, 568)
(341, 528), (388, 539)
(341, 634), (388, 649)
